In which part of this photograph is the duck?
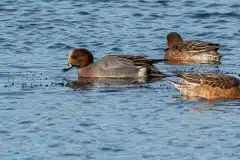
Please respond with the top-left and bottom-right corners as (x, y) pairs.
(169, 72), (240, 100)
(62, 48), (163, 79)
(164, 32), (222, 63)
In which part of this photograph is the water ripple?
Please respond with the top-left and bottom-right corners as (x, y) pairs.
(1, 0), (240, 159)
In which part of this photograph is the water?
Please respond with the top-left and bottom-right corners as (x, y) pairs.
(1, 0), (240, 159)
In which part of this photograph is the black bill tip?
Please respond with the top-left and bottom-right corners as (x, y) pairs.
(62, 66), (73, 73)
(62, 63), (73, 73)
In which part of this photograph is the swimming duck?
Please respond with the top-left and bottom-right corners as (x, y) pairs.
(62, 48), (163, 78)
(164, 32), (222, 63)
(169, 72), (240, 100)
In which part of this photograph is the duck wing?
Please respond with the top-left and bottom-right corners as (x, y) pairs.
(176, 72), (239, 89)
(97, 55), (161, 74)
(165, 40), (220, 53)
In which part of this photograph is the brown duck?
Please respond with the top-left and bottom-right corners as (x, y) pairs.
(164, 32), (223, 63)
(169, 72), (240, 100)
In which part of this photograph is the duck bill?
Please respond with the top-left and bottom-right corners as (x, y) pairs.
(62, 63), (73, 73)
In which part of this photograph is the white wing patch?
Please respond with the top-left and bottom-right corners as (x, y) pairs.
(138, 67), (147, 78)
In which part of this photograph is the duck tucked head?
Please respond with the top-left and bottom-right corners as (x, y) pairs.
(167, 32), (183, 48)
(62, 48), (94, 72)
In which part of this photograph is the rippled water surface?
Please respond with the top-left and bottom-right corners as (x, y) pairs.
(1, 0), (240, 159)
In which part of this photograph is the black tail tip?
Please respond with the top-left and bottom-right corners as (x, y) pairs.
(171, 71), (184, 77)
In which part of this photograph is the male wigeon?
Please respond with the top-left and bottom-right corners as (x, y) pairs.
(62, 48), (163, 78)
(169, 72), (240, 100)
(164, 32), (222, 63)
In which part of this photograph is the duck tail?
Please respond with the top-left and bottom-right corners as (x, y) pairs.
(208, 43), (220, 51)
(149, 72), (164, 77)
(148, 69), (172, 78)
(148, 58), (165, 64)
(217, 52), (224, 57)
(171, 71), (185, 77)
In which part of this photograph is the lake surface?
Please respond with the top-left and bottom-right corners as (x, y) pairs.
(1, 0), (240, 159)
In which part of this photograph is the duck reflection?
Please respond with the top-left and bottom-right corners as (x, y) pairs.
(164, 60), (221, 65)
(66, 76), (163, 92)
(172, 95), (236, 113)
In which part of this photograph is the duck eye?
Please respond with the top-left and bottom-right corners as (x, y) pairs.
(71, 55), (78, 59)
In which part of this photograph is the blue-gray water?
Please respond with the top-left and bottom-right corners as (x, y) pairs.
(1, 0), (240, 159)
